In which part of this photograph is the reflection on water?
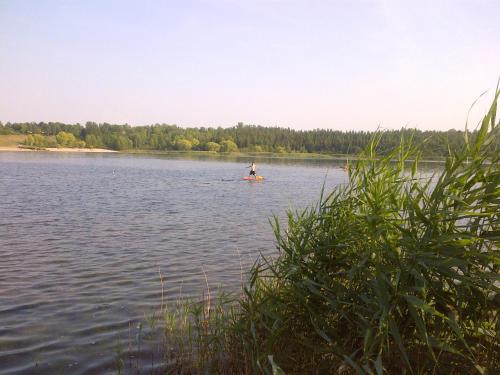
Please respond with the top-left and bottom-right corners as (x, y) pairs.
(0, 152), (354, 374)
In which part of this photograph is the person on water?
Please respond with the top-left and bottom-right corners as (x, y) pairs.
(248, 162), (256, 177)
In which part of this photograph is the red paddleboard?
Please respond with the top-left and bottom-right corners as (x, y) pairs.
(243, 176), (264, 181)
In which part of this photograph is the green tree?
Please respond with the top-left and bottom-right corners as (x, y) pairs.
(175, 138), (192, 151)
(187, 137), (200, 149)
(56, 131), (77, 147)
(220, 140), (238, 152)
(111, 134), (132, 150)
(85, 134), (102, 149)
(3, 119), (471, 158)
(206, 142), (221, 152)
(24, 135), (34, 146)
(33, 134), (48, 147)
(24, 134), (48, 147)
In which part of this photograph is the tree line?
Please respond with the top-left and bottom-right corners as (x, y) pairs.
(0, 121), (474, 156)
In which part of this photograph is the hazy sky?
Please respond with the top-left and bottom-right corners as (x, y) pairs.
(1, 0), (499, 131)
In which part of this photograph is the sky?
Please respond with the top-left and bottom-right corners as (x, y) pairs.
(0, 0), (499, 131)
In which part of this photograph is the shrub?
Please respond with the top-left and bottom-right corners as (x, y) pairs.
(175, 138), (193, 151)
(206, 141), (221, 152)
(85, 134), (102, 149)
(189, 137), (200, 148)
(111, 134), (132, 150)
(56, 131), (77, 147)
(24, 134), (48, 147)
(220, 140), (238, 152)
(24, 135), (34, 146)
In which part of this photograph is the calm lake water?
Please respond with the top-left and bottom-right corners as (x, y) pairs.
(0, 152), (348, 374)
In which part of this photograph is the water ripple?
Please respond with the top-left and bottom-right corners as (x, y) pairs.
(0, 152), (348, 374)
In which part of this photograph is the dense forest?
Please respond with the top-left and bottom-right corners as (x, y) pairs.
(0, 121), (475, 157)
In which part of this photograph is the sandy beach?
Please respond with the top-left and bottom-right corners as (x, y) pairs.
(46, 147), (117, 153)
(0, 146), (33, 152)
(0, 146), (116, 153)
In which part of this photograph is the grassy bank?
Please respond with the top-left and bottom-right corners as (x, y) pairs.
(0, 134), (26, 147)
(135, 89), (499, 375)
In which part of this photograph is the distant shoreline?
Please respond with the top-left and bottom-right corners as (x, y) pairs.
(0, 145), (450, 163)
(122, 150), (448, 163)
(121, 149), (351, 160)
(0, 145), (346, 158)
(0, 134), (452, 163)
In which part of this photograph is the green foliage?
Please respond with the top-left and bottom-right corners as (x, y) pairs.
(85, 134), (102, 148)
(188, 137), (200, 149)
(175, 138), (193, 151)
(1, 120), (473, 157)
(24, 134), (35, 146)
(0, 122), (13, 135)
(205, 141), (221, 152)
(230, 89), (500, 374)
(110, 134), (132, 150)
(162, 293), (240, 373)
(34, 134), (47, 147)
(274, 145), (286, 153)
(24, 134), (49, 147)
(56, 131), (80, 147)
(220, 139), (238, 152)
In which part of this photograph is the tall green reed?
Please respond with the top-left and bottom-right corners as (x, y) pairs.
(145, 87), (499, 374)
(230, 88), (499, 374)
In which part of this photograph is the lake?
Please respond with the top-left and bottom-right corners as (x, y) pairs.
(0, 152), (348, 374)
